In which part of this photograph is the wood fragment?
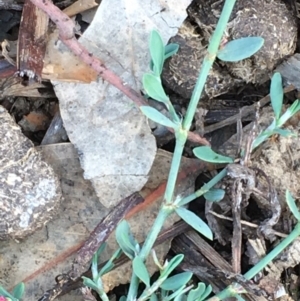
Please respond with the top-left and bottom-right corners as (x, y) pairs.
(17, 0), (49, 79)
(173, 231), (268, 301)
(0, 77), (55, 98)
(70, 192), (145, 279)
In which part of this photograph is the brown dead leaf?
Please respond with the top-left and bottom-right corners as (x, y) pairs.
(18, 111), (50, 132)
(42, 31), (98, 82)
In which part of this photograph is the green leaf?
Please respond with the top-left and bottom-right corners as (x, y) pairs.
(290, 99), (300, 115)
(150, 294), (158, 301)
(164, 285), (189, 301)
(99, 248), (122, 276)
(187, 283), (205, 301)
(133, 257), (150, 287)
(119, 296), (127, 301)
(160, 272), (192, 291)
(152, 249), (163, 270)
(99, 262), (113, 278)
(115, 220), (137, 259)
(199, 285), (212, 301)
(272, 128), (296, 137)
(82, 277), (100, 292)
(150, 43), (179, 71)
(286, 190), (300, 221)
(174, 292), (187, 301)
(143, 73), (169, 103)
(270, 72), (283, 121)
(91, 251), (99, 281)
(278, 99), (300, 126)
(176, 207), (213, 240)
(0, 285), (16, 300)
(217, 37), (264, 62)
(161, 254), (184, 278)
(12, 283), (25, 300)
(193, 146), (233, 163)
(141, 106), (177, 129)
(164, 43), (179, 60)
(149, 30), (165, 75)
(203, 189), (225, 202)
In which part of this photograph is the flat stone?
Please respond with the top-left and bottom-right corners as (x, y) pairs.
(0, 106), (62, 240)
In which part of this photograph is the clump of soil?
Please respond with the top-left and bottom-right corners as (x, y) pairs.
(252, 110), (300, 205)
(162, 0), (297, 102)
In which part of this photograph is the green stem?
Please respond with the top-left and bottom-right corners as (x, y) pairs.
(164, 133), (187, 204)
(98, 290), (110, 301)
(178, 169), (227, 206)
(208, 223), (300, 300)
(182, 0), (237, 131)
(244, 223), (300, 280)
(126, 209), (171, 301)
(139, 209), (171, 260)
(127, 1), (237, 299)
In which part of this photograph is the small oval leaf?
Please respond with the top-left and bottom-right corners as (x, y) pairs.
(143, 73), (169, 103)
(141, 106), (177, 129)
(133, 257), (150, 287)
(151, 43), (179, 70)
(278, 99), (300, 126)
(161, 254), (184, 278)
(204, 189), (225, 202)
(160, 272), (193, 291)
(0, 286), (16, 300)
(164, 43), (179, 60)
(82, 277), (100, 292)
(199, 285), (212, 301)
(272, 128), (296, 137)
(12, 282), (25, 300)
(286, 190), (300, 221)
(176, 207), (213, 240)
(115, 220), (136, 259)
(149, 30), (165, 75)
(270, 72), (283, 121)
(187, 283), (205, 301)
(217, 37), (264, 62)
(193, 146), (233, 163)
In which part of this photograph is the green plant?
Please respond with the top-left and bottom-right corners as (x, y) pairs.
(82, 243), (122, 301)
(0, 282), (25, 301)
(81, 0), (300, 300)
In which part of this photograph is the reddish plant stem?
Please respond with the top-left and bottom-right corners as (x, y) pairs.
(29, 0), (210, 145)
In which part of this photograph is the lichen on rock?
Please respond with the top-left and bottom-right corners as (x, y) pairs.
(0, 106), (62, 240)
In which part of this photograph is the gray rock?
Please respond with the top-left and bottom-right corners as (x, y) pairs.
(0, 106), (62, 240)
